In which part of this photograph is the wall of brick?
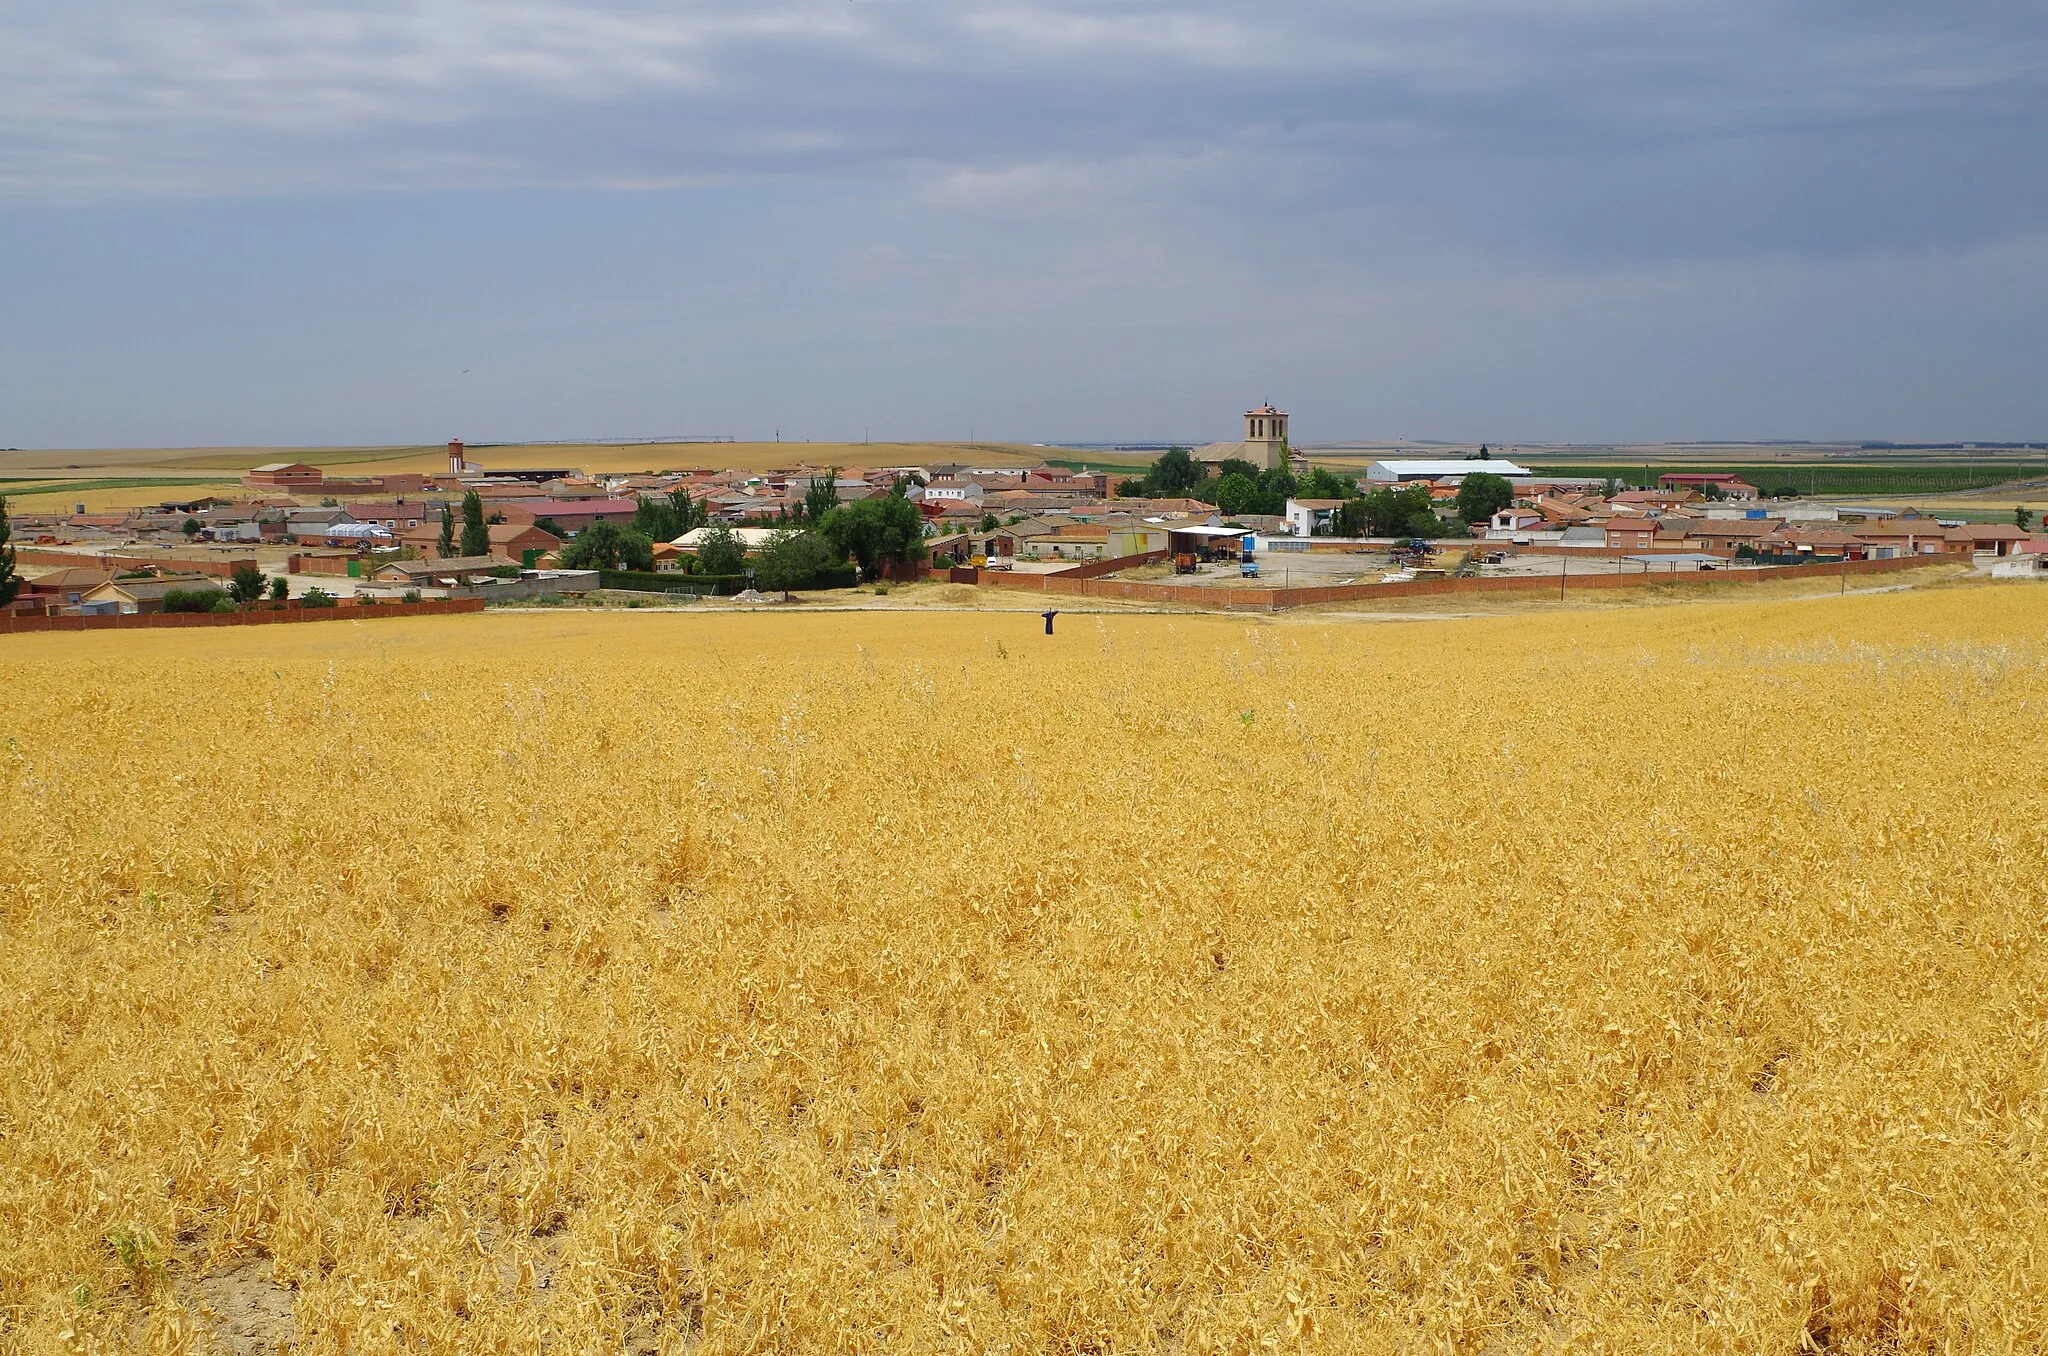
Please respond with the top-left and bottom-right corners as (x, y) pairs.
(954, 550), (1947, 612)
(0, 598), (486, 635)
(16, 547), (259, 579)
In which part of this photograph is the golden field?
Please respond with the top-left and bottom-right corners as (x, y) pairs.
(3, 592), (2047, 1353)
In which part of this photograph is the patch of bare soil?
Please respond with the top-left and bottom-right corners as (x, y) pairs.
(181, 1255), (298, 1355)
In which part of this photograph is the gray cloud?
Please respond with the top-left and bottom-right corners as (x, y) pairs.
(1, 2), (2043, 445)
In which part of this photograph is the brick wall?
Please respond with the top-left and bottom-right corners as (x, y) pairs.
(0, 598), (486, 635)
(953, 551), (1948, 612)
(17, 547), (259, 580)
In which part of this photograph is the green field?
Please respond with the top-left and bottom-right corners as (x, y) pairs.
(1536, 462), (2045, 496)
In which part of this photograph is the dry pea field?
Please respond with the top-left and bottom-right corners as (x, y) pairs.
(3, 591), (2048, 1353)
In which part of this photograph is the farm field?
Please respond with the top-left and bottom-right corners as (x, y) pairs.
(4, 594), (2048, 1352)
(0, 441), (1071, 487)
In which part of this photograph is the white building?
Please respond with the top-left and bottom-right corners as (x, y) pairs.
(1363, 459), (1533, 483)
(1283, 498), (1344, 536)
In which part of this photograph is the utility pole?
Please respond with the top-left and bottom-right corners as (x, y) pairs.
(1560, 552), (1568, 600)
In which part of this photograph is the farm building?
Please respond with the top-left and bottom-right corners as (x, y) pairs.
(1362, 459), (1534, 483)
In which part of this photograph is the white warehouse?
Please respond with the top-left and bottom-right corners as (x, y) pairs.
(1363, 459), (1534, 483)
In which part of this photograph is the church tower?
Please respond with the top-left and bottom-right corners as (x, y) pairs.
(1245, 404), (1288, 471)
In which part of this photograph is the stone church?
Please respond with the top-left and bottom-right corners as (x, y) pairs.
(1195, 404), (1301, 473)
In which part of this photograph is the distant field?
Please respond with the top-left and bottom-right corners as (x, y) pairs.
(0, 478), (249, 513)
(0, 441), (1070, 481)
(1535, 462), (2044, 496)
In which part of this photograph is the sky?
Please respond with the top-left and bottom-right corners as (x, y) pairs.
(1, 1), (2044, 449)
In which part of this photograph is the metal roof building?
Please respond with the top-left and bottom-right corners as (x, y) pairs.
(1363, 459), (1534, 482)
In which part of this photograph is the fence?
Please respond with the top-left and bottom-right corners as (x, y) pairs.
(0, 598), (486, 635)
(950, 551), (1949, 612)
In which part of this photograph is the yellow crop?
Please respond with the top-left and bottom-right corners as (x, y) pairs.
(3, 590), (2046, 1353)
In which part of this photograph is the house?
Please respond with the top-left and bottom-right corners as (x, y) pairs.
(1489, 508), (1545, 534)
(243, 462), (324, 488)
(1284, 498), (1344, 536)
(397, 522), (561, 562)
(1363, 459), (1534, 483)
(1684, 519), (1784, 555)
(1598, 517), (1685, 551)
(1609, 489), (1700, 514)
(508, 498), (640, 533)
(22, 568), (110, 607)
(1852, 517), (1951, 556)
(1945, 523), (2034, 557)
(80, 574), (215, 614)
(370, 556), (502, 585)
(1021, 526), (1110, 561)
(919, 480), (986, 504)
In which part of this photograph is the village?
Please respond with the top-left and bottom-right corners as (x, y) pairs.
(4, 408), (2045, 620)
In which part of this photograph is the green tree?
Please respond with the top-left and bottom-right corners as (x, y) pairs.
(2016, 506), (2035, 531)
(820, 494), (926, 581)
(0, 496), (17, 609)
(1213, 473), (1260, 516)
(181, 517), (202, 537)
(1130, 446), (1204, 499)
(1297, 467), (1355, 501)
(670, 487), (706, 534)
(226, 562), (267, 604)
(268, 575), (289, 602)
(978, 511), (999, 533)
(1455, 472), (1517, 525)
(1212, 457), (1262, 483)
(1255, 466), (1298, 515)
(693, 523), (749, 577)
(1600, 477), (1623, 499)
(804, 470), (840, 524)
(561, 521), (655, 572)
(1359, 485), (1438, 536)
(633, 494), (680, 543)
(437, 504), (454, 557)
(755, 529), (839, 597)
(162, 587), (229, 613)
(459, 490), (490, 557)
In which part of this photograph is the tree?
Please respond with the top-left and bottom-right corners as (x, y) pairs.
(694, 523), (749, 577)
(1360, 485), (1437, 536)
(268, 575), (289, 602)
(670, 487), (706, 534)
(0, 496), (17, 609)
(162, 587), (229, 613)
(1600, 477), (1623, 500)
(1455, 472), (1517, 525)
(437, 504), (454, 557)
(1297, 467), (1355, 501)
(459, 490), (490, 558)
(804, 470), (840, 525)
(979, 511), (999, 533)
(560, 520), (655, 572)
(181, 517), (202, 537)
(2016, 506), (2035, 531)
(633, 494), (681, 543)
(226, 562), (267, 604)
(1256, 466), (1298, 514)
(820, 494), (926, 580)
(754, 529), (839, 598)
(1125, 447), (1207, 498)
(1213, 473), (1260, 516)
(1213, 457), (1263, 483)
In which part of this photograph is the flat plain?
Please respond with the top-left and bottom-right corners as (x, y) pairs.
(3, 590), (2046, 1352)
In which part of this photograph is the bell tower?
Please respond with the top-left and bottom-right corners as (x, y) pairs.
(1245, 404), (1288, 471)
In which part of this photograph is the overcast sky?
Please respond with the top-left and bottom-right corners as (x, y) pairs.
(2, 1), (2043, 448)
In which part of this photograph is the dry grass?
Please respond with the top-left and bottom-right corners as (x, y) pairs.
(4, 594), (2046, 1352)
(0, 441), (1112, 482)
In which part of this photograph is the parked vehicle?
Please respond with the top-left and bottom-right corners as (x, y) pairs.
(1240, 556), (1260, 578)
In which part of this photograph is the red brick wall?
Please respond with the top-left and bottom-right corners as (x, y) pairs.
(954, 550), (1947, 612)
(0, 599), (486, 635)
(16, 547), (258, 580)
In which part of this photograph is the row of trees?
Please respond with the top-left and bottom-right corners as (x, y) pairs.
(551, 477), (926, 588)
(1117, 450), (1520, 538)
